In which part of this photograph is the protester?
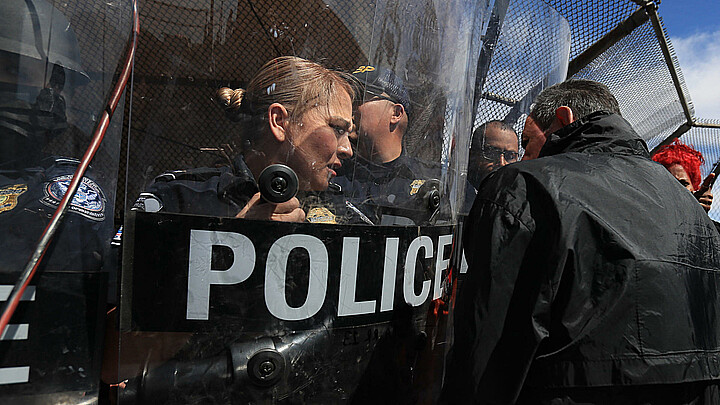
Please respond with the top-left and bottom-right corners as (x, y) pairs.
(652, 139), (714, 212)
(133, 56), (354, 222)
(463, 120), (519, 213)
(443, 79), (720, 404)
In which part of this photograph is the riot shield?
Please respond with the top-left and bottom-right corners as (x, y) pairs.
(0, 0), (132, 402)
(118, 0), (486, 403)
(459, 0), (572, 217)
(451, 0), (571, 288)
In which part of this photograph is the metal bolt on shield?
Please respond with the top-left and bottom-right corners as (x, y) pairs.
(271, 177), (287, 192)
(259, 360), (275, 377)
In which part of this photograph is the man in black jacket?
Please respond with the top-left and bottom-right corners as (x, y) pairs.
(443, 80), (720, 404)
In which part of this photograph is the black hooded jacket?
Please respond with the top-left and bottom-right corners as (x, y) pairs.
(443, 112), (720, 404)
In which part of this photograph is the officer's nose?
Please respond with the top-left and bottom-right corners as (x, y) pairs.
(337, 133), (353, 159)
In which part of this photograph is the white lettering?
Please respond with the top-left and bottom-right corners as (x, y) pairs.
(433, 234), (453, 299)
(183, 229), (453, 321)
(0, 286), (36, 301)
(0, 324), (29, 341)
(460, 249), (468, 274)
(0, 366), (29, 385)
(404, 236), (433, 306)
(265, 234), (328, 321)
(187, 230), (255, 320)
(338, 237), (376, 316)
(380, 237), (400, 312)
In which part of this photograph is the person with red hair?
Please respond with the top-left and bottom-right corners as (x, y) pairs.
(652, 139), (715, 212)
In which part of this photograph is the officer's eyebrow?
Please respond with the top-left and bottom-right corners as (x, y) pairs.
(329, 116), (354, 133)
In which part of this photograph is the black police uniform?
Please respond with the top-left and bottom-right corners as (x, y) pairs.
(334, 153), (443, 226)
(134, 155), (363, 225)
(0, 156), (106, 273)
(133, 155), (257, 217)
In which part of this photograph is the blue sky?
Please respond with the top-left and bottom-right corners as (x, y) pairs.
(659, 0), (720, 219)
(660, 0), (720, 37)
(659, 0), (720, 119)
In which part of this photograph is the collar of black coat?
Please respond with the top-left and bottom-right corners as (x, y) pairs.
(231, 154), (256, 181)
(337, 150), (414, 182)
(538, 111), (650, 159)
(217, 154), (258, 206)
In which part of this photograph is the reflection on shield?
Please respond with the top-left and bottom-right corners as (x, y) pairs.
(119, 0), (468, 403)
(121, 0), (448, 216)
(124, 0), (366, 208)
(0, 0), (130, 402)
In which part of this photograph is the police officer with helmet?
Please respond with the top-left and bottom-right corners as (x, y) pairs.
(0, 0), (111, 402)
(334, 64), (444, 226)
(0, 0), (107, 275)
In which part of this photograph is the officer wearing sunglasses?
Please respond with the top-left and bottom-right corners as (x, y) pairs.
(464, 120), (519, 212)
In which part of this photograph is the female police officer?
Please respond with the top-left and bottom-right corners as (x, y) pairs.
(133, 56), (354, 222)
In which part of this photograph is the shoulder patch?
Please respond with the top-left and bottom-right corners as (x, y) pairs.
(40, 175), (106, 221)
(0, 184), (28, 213)
(409, 179), (426, 195)
(132, 192), (164, 212)
(111, 226), (123, 246)
(306, 207), (337, 224)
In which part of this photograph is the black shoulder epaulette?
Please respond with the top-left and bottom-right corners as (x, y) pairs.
(52, 157), (81, 166)
(43, 156), (96, 173)
(153, 166), (227, 183)
(327, 182), (343, 194)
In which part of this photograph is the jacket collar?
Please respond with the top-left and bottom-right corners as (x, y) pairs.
(340, 150), (414, 182)
(231, 154), (256, 181)
(217, 154), (258, 204)
(538, 111), (650, 159)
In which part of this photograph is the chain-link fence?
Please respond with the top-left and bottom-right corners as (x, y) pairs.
(675, 124), (720, 221)
(572, 20), (686, 147)
(117, 0), (720, 222)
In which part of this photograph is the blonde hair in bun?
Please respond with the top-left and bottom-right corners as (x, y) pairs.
(215, 87), (248, 122)
(215, 56), (352, 151)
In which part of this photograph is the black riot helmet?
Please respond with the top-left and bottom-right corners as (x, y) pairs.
(0, 0), (89, 87)
(0, 0), (88, 167)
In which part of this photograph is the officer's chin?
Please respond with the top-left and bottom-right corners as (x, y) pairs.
(305, 174), (329, 192)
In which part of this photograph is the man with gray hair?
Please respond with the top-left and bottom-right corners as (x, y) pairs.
(443, 79), (720, 403)
(520, 79), (621, 160)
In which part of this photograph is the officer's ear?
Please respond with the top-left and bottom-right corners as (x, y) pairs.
(268, 103), (289, 142)
(555, 106), (574, 127)
(389, 103), (405, 125)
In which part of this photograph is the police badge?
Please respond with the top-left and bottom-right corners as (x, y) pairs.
(0, 184), (28, 213)
(306, 207), (337, 224)
(409, 179), (426, 195)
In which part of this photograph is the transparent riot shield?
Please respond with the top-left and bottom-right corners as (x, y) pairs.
(0, 0), (132, 402)
(118, 0), (487, 403)
(458, 0), (572, 217)
(450, 0), (571, 289)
